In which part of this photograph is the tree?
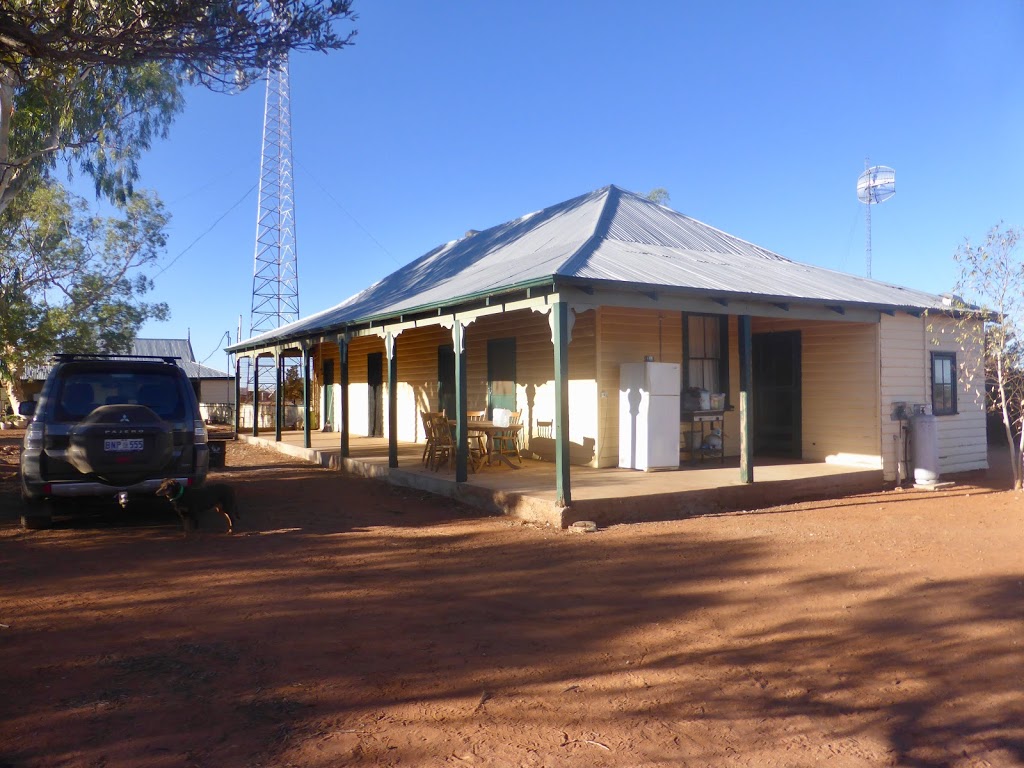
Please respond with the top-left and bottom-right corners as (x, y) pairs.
(0, 61), (184, 214)
(282, 362), (304, 405)
(0, 180), (170, 411)
(0, 1), (356, 212)
(646, 187), (670, 205)
(952, 223), (1024, 489)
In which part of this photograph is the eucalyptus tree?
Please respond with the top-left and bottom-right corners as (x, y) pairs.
(0, 181), (170, 411)
(0, 1), (356, 212)
(952, 223), (1024, 489)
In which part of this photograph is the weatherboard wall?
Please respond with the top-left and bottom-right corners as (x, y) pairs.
(304, 307), (987, 483)
(930, 315), (987, 475)
(310, 308), (599, 456)
(751, 318), (881, 468)
(878, 313), (986, 480)
(595, 307), (685, 468)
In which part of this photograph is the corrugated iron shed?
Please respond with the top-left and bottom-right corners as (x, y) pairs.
(23, 338), (232, 382)
(232, 184), (955, 350)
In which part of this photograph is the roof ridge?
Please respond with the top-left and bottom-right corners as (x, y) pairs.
(554, 185), (620, 276)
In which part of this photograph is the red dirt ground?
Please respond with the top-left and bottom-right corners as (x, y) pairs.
(1, 430), (1022, 767)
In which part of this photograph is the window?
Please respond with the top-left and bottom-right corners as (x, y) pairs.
(931, 351), (957, 416)
(683, 313), (729, 396)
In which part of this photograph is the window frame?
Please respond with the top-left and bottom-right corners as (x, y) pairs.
(930, 351), (958, 416)
(682, 313), (730, 406)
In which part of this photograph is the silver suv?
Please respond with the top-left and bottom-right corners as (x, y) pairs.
(19, 354), (209, 529)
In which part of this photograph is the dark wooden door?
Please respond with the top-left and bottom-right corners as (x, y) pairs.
(437, 345), (455, 418)
(752, 331), (801, 457)
(322, 359), (334, 430)
(367, 352), (384, 437)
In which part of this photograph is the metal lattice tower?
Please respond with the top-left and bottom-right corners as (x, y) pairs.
(250, 55), (299, 338)
(244, 55), (299, 422)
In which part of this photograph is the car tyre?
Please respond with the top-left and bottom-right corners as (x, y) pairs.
(21, 498), (54, 530)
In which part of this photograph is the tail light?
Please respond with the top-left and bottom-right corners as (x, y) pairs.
(25, 422), (44, 451)
(193, 420), (208, 444)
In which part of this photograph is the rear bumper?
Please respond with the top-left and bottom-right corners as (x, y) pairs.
(21, 475), (203, 500)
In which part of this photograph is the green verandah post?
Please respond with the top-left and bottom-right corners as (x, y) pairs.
(738, 314), (754, 484)
(302, 344), (311, 449)
(386, 332), (398, 469)
(338, 334), (350, 460)
(454, 320), (469, 483)
(553, 301), (571, 507)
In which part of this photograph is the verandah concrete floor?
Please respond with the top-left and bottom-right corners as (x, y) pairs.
(235, 429), (885, 528)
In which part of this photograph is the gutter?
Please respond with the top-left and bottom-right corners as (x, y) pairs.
(226, 276), (559, 354)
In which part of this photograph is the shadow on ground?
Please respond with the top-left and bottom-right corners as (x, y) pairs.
(0, 443), (1021, 767)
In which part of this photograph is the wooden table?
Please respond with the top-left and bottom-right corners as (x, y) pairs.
(452, 420), (524, 469)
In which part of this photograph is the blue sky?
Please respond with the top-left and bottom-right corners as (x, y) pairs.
(132, 1), (1024, 372)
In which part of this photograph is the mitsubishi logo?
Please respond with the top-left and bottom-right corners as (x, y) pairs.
(120, 414), (130, 423)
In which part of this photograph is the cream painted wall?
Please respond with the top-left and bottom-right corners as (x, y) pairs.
(752, 318), (881, 468)
(878, 313), (987, 480)
(198, 379), (233, 404)
(596, 307), (684, 468)
(297, 304), (988, 486)
(597, 311), (882, 470)
(311, 309), (599, 461)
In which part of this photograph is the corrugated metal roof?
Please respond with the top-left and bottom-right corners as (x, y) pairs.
(233, 185), (953, 350)
(23, 338), (232, 381)
(131, 338), (232, 379)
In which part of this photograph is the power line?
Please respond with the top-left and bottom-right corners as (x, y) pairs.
(168, 161), (249, 205)
(200, 331), (232, 365)
(154, 181), (258, 277)
(294, 156), (401, 266)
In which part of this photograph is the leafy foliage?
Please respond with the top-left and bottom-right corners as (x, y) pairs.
(952, 223), (1024, 489)
(0, 1), (356, 88)
(645, 187), (670, 205)
(282, 362), (305, 405)
(0, 1), (356, 212)
(0, 181), (170, 408)
(0, 61), (183, 213)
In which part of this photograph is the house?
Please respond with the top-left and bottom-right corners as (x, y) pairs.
(21, 338), (234, 418)
(227, 185), (986, 517)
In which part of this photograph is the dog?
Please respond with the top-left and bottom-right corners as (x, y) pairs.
(156, 478), (238, 535)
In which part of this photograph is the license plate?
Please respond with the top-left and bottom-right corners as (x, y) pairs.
(104, 438), (144, 452)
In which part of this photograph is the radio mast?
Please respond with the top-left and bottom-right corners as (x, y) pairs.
(246, 54), (299, 420)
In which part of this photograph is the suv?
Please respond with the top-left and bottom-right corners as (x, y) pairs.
(19, 354), (209, 529)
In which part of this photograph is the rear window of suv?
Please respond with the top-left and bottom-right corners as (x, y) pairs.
(56, 371), (186, 421)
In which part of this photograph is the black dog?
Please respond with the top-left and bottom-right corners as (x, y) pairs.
(156, 478), (238, 534)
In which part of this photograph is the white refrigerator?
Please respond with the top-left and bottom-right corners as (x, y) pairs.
(619, 362), (681, 471)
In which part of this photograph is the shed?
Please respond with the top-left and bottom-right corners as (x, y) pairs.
(20, 338), (233, 408)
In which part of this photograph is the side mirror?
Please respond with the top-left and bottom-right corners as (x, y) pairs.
(18, 401), (36, 417)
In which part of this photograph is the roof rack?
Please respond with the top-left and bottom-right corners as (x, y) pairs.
(53, 353), (181, 364)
